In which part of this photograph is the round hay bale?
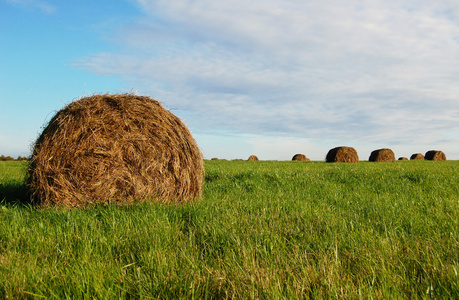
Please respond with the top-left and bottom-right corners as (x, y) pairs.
(27, 94), (204, 207)
(248, 155), (259, 161)
(398, 157), (409, 161)
(425, 150), (446, 161)
(292, 154), (310, 161)
(325, 146), (359, 163)
(410, 153), (424, 160)
(369, 148), (395, 162)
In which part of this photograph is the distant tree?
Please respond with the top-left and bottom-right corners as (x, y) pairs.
(0, 155), (14, 161)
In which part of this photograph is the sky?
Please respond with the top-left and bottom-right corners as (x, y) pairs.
(1, 0), (458, 161)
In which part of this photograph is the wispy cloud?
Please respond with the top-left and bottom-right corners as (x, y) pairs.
(4, 0), (56, 14)
(77, 0), (459, 152)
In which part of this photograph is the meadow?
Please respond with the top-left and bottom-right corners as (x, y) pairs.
(0, 160), (458, 299)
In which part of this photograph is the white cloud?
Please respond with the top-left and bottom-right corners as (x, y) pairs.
(78, 0), (459, 158)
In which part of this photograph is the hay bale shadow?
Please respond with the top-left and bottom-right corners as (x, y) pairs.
(0, 182), (33, 207)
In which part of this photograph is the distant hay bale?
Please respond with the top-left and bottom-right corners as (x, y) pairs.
(425, 150), (446, 161)
(410, 153), (424, 160)
(248, 155), (259, 161)
(326, 146), (359, 163)
(27, 94), (204, 208)
(398, 157), (408, 161)
(369, 148), (395, 162)
(292, 154), (310, 161)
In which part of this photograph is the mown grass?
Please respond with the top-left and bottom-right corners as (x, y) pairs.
(0, 160), (458, 299)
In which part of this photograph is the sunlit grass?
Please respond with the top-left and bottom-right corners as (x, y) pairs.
(0, 160), (458, 298)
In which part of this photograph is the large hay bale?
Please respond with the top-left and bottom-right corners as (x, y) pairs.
(425, 150), (446, 161)
(248, 155), (259, 161)
(369, 148), (395, 162)
(292, 154), (310, 161)
(27, 94), (204, 207)
(325, 146), (359, 163)
(410, 153), (424, 160)
(398, 157), (408, 161)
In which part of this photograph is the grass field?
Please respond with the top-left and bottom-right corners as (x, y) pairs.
(0, 160), (458, 298)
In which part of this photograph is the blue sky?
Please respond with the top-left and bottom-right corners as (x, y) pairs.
(1, 0), (458, 160)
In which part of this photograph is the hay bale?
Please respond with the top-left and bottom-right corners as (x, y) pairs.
(27, 94), (204, 207)
(398, 157), (408, 161)
(410, 153), (424, 160)
(248, 155), (259, 161)
(326, 146), (359, 163)
(425, 150), (446, 161)
(369, 148), (395, 162)
(292, 154), (310, 161)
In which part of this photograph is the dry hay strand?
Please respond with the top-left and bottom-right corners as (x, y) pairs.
(326, 146), (359, 163)
(292, 154), (310, 161)
(369, 148), (395, 162)
(425, 150), (446, 161)
(248, 155), (259, 161)
(410, 153), (424, 160)
(27, 94), (204, 208)
(398, 157), (409, 161)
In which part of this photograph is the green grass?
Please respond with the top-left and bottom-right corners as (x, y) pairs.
(0, 160), (458, 298)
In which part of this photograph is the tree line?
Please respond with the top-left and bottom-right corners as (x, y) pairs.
(0, 155), (29, 161)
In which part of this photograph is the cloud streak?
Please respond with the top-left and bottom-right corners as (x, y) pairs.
(4, 0), (56, 14)
(78, 0), (459, 157)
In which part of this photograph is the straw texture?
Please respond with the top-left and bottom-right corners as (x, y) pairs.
(326, 146), (359, 163)
(292, 154), (310, 161)
(27, 94), (204, 207)
(425, 150), (446, 161)
(369, 148), (395, 162)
